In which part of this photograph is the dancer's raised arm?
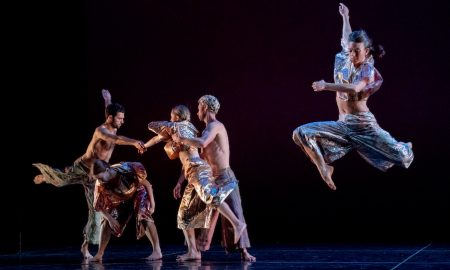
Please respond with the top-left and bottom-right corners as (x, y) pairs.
(339, 3), (351, 47)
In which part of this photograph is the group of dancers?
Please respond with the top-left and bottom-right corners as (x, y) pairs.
(32, 3), (413, 263)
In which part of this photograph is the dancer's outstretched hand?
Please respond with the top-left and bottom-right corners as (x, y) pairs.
(312, 80), (326, 92)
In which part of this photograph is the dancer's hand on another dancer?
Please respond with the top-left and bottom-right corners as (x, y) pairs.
(171, 132), (181, 143)
(136, 140), (147, 154)
(104, 213), (121, 235)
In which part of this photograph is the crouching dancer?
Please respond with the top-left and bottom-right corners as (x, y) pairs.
(89, 160), (162, 262)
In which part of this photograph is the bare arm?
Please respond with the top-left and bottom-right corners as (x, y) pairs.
(172, 122), (220, 148)
(131, 162), (155, 212)
(362, 68), (383, 97)
(96, 126), (145, 151)
(312, 79), (369, 94)
(173, 168), (185, 199)
(101, 210), (120, 233)
(102, 89), (112, 107)
(144, 135), (164, 149)
(141, 180), (155, 212)
(339, 3), (351, 44)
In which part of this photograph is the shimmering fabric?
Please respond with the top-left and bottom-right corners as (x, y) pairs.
(148, 120), (199, 159)
(293, 112), (414, 171)
(177, 158), (213, 230)
(94, 162), (153, 239)
(148, 120), (199, 141)
(177, 158), (237, 230)
(147, 121), (174, 140)
(32, 158), (101, 245)
(148, 120), (236, 229)
(334, 48), (383, 101)
(196, 168), (250, 252)
(186, 159), (237, 206)
(293, 40), (413, 172)
(94, 162), (140, 209)
(33, 157), (90, 187)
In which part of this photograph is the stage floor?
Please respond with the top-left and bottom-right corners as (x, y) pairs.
(1, 243), (449, 269)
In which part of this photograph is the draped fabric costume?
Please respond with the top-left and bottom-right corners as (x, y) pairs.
(93, 162), (153, 239)
(196, 168), (251, 252)
(148, 121), (236, 230)
(292, 41), (414, 171)
(32, 158), (101, 245)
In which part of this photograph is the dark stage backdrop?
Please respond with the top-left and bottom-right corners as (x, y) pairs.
(21, 0), (450, 253)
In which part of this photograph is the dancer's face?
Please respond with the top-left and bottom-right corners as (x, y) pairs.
(197, 102), (207, 121)
(94, 167), (113, 182)
(348, 42), (369, 67)
(111, 112), (125, 129)
(170, 111), (180, 122)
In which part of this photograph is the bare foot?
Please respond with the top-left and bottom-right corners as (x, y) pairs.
(319, 164), (336, 190)
(89, 254), (103, 262)
(176, 252), (201, 261)
(83, 252), (93, 260)
(234, 222), (247, 244)
(241, 249), (256, 262)
(146, 251), (163, 261)
(81, 242), (93, 259)
(33, 175), (45, 184)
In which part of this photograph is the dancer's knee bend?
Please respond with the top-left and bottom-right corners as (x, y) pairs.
(398, 143), (414, 168)
(292, 126), (308, 146)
